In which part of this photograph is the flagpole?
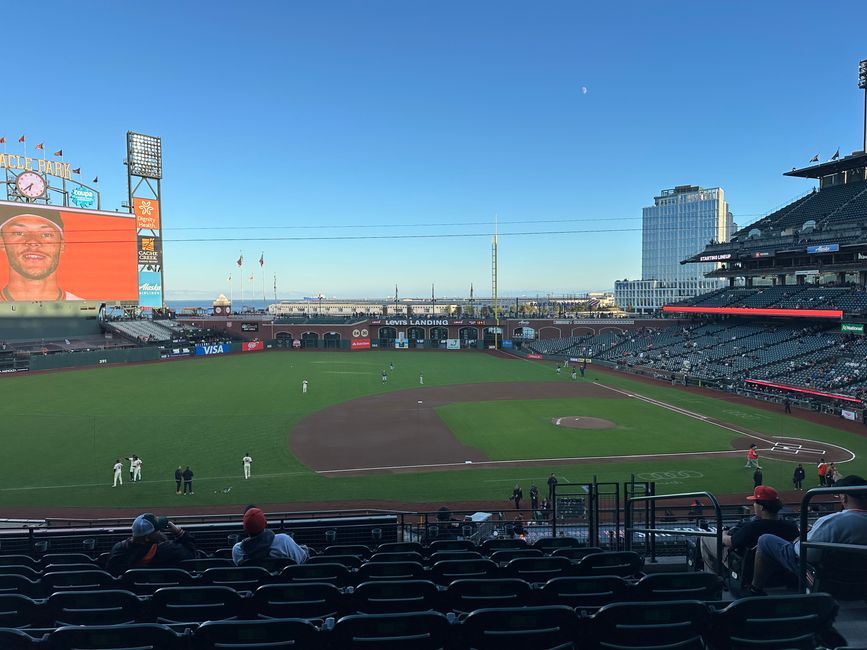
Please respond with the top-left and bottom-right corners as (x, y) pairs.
(228, 273), (233, 311)
(260, 252), (266, 310)
(239, 252), (244, 308)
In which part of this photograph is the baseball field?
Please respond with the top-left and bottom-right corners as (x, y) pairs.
(2, 350), (864, 514)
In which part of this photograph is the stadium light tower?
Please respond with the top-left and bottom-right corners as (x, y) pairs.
(860, 59), (867, 152)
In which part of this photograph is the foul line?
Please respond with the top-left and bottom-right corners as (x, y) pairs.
(0, 471), (311, 493)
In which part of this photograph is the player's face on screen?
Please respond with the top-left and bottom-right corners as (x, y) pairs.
(1, 216), (64, 281)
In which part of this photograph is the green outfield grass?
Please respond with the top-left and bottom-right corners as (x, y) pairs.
(1, 351), (864, 510)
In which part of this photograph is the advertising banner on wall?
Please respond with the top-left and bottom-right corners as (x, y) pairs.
(0, 201), (137, 302)
(351, 338), (371, 350)
(241, 323), (259, 332)
(138, 270), (162, 308)
(133, 198), (161, 230)
(502, 340), (513, 349)
(137, 235), (162, 266)
(242, 341), (265, 352)
(527, 353), (543, 359)
(446, 339), (460, 350)
(195, 342), (231, 355)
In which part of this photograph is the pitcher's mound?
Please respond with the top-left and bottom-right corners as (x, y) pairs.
(552, 416), (616, 429)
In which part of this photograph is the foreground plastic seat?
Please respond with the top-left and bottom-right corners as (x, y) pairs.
(242, 557), (298, 573)
(574, 551), (644, 578)
(46, 589), (141, 626)
(356, 561), (426, 583)
(120, 568), (194, 595)
(0, 556), (38, 569)
(587, 600), (711, 650)
(444, 578), (532, 613)
(376, 542), (424, 555)
(192, 618), (319, 649)
(353, 579), (440, 614)
(0, 594), (39, 628)
(201, 566), (272, 591)
(0, 574), (42, 598)
(461, 605), (579, 650)
(808, 551), (867, 600)
(251, 582), (342, 619)
(307, 554), (363, 569)
(533, 537), (584, 552)
(709, 593), (840, 650)
(0, 628), (37, 649)
(41, 569), (116, 592)
(367, 551), (425, 564)
(322, 544), (372, 559)
(551, 547), (604, 561)
(480, 538), (528, 554)
(428, 550), (483, 563)
(501, 556), (573, 583)
(47, 623), (183, 650)
(178, 557), (234, 573)
(427, 539), (477, 553)
(40, 553), (96, 568)
(538, 575), (630, 608)
(489, 549), (543, 564)
(151, 585), (243, 624)
(280, 562), (352, 587)
(332, 611), (450, 649)
(429, 559), (498, 585)
(631, 572), (724, 601)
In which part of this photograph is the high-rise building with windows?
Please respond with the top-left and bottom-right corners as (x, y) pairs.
(615, 185), (734, 313)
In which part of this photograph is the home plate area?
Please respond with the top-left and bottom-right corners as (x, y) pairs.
(761, 437), (854, 464)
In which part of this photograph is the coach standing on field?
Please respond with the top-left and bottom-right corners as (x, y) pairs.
(182, 466), (194, 494)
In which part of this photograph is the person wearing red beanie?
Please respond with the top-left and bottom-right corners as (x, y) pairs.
(232, 506), (309, 566)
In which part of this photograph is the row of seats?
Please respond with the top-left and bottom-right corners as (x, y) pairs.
(0, 552), (646, 597)
(0, 573), (725, 626)
(0, 593), (843, 650)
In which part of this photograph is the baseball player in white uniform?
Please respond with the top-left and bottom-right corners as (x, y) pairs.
(131, 455), (142, 482)
(112, 459), (123, 487)
(243, 453), (253, 479)
(302, 379), (308, 394)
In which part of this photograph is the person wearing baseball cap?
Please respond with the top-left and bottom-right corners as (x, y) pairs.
(231, 506), (309, 566)
(751, 475), (867, 595)
(0, 206), (82, 301)
(700, 485), (798, 575)
(105, 512), (197, 575)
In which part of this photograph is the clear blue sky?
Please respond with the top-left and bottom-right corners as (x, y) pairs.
(4, 1), (866, 302)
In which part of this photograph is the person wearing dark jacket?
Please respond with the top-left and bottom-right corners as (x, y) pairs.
(231, 507), (309, 566)
(510, 484), (523, 510)
(792, 464), (806, 491)
(106, 513), (196, 575)
(182, 466), (194, 494)
(174, 466), (183, 495)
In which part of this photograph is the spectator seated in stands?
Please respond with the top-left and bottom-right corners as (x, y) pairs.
(750, 475), (867, 595)
(433, 506), (461, 539)
(232, 506), (310, 566)
(106, 513), (197, 575)
(700, 485), (798, 574)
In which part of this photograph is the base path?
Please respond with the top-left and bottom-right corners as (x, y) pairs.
(291, 381), (622, 473)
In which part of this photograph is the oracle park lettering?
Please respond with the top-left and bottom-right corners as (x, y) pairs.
(195, 343), (231, 356)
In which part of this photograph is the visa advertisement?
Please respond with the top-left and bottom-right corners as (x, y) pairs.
(0, 201), (137, 302)
(195, 342), (231, 356)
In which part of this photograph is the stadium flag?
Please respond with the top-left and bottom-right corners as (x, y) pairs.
(18, 135), (25, 143)
(249, 274), (254, 281)
(72, 167), (80, 174)
(259, 252), (264, 267)
(92, 176), (99, 183)
(227, 273), (232, 282)
(809, 153), (819, 162)
(35, 143), (44, 150)
(236, 253), (243, 267)
(53, 149), (63, 157)
(0, 137), (6, 144)
(831, 148), (840, 160)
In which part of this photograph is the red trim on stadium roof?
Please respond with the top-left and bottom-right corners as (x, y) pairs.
(745, 379), (862, 404)
(662, 306), (843, 319)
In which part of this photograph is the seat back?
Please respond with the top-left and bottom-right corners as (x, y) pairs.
(332, 611), (450, 650)
(444, 578), (532, 613)
(307, 554), (362, 569)
(461, 605), (578, 650)
(252, 582), (342, 619)
(40, 553), (95, 568)
(480, 538), (528, 554)
(46, 589), (141, 626)
(178, 557), (234, 573)
(119, 568), (194, 595)
(539, 575), (630, 608)
(426, 539), (477, 553)
(47, 623), (183, 650)
(0, 556), (37, 569)
(241, 557), (298, 573)
(551, 547), (604, 561)
(201, 566), (272, 591)
(574, 551), (644, 578)
(0, 574), (42, 598)
(0, 594), (39, 628)
(0, 566), (41, 580)
(322, 544), (371, 559)
(280, 563), (352, 587)
(356, 561), (425, 583)
(353, 579), (439, 614)
(501, 556), (573, 583)
(0, 628), (37, 649)
(367, 551), (425, 564)
(376, 542), (424, 554)
(192, 618), (319, 650)
(589, 600), (711, 650)
(809, 550), (867, 600)
(428, 551), (483, 563)
(429, 559), (498, 585)
(489, 549), (543, 564)
(151, 585), (243, 624)
(41, 570), (115, 592)
(712, 593), (839, 650)
(533, 537), (583, 552)
(631, 572), (724, 601)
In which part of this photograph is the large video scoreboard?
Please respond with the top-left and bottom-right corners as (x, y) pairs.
(0, 200), (156, 305)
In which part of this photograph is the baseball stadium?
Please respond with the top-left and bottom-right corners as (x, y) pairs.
(0, 35), (866, 650)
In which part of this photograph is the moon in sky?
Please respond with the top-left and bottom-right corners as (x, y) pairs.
(580, 86), (588, 95)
